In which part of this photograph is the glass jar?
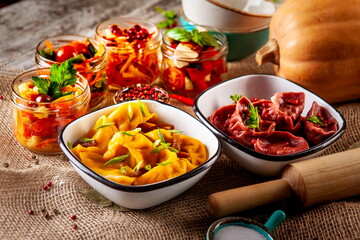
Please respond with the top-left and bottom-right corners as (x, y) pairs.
(95, 18), (161, 90)
(35, 35), (107, 110)
(161, 25), (228, 99)
(11, 68), (90, 154)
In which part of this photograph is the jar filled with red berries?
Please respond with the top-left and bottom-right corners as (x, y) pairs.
(95, 18), (162, 90)
(161, 25), (228, 99)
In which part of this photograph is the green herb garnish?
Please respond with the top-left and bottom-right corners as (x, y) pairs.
(78, 137), (95, 143)
(152, 142), (179, 154)
(151, 128), (179, 154)
(169, 130), (183, 133)
(68, 54), (86, 64)
(306, 115), (324, 126)
(95, 122), (115, 130)
(120, 166), (127, 175)
(156, 161), (173, 166)
(119, 131), (135, 136)
(67, 141), (73, 149)
(230, 94), (243, 103)
(133, 161), (143, 172)
(86, 39), (97, 57)
(165, 28), (219, 47)
(103, 154), (130, 166)
(137, 100), (147, 116)
(158, 128), (166, 143)
(31, 60), (78, 100)
(145, 164), (152, 171)
(245, 103), (260, 130)
(39, 48), (56, 61)
(155, 6), (177, 29)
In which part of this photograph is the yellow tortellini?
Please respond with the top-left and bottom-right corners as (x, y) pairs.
(71, 101), (207, 186)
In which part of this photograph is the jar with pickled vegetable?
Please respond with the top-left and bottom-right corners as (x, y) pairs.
(11, 63), (90, 154)
(161, 25), (228, 99)
(95, 18), (161, 90)
(35, 35), (106, 110)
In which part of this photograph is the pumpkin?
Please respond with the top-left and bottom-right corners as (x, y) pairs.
(256, 0), (360, 103)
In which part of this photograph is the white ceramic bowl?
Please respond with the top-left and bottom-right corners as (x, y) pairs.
(59, 100), (222, 209)
(193, 74), (345, 176)
(182, 0), (276, 32)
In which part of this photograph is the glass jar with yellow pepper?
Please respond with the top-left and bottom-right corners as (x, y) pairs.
(11, 62), (90, 154)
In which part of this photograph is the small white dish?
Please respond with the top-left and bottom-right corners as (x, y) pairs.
(193, 74), (345, 176)
(59, 100), (222, 209)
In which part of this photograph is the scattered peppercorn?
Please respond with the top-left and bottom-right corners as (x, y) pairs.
(52, 208), (60, 215)
(3, 163), (9, 168)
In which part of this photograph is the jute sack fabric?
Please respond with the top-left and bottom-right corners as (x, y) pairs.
(0, 59), (359, 240)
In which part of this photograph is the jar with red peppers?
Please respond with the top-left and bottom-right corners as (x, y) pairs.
(161, 25), (228, 99)
(11, 67), (90, 154)
(35, 35), (107, 110)
(95, 18), (162, 90)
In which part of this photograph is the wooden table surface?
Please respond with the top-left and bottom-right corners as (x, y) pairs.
(0, 0), (180, 70)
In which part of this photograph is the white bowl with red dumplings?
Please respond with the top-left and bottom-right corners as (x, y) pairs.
(193, 74), (345, 176)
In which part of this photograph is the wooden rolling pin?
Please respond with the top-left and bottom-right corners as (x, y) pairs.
(207, 148), (360, 217)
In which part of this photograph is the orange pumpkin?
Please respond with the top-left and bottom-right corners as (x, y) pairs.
(256, 0), (360, 103)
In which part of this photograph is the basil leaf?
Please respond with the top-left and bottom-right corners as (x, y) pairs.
(165, 28), (192, 42)
(201, 31), (219, 47)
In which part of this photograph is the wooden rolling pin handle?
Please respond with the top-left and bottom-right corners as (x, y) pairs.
(207, 179), (292, 217)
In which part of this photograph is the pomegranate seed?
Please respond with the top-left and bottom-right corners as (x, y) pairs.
(72, 224), (78, 230)
(134, 24), (141, 31)
(47, 181), (53, 187)
(42, 185), (48, 191)
(135, 34), (143, 40)
(35, 94), (53, 103)
(28, 210), (34, 215)
(0, 95), (3, 100)
(70, 215), (77, 220)
(128, 28), (136, 36)
(126, 35), (134, 43)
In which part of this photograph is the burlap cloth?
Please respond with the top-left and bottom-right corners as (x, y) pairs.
(0, 58), (359, 240)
